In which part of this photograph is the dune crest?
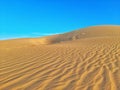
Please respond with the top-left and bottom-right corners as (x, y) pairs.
(36, 26), (120, 44)
(0, 26), (120, 90)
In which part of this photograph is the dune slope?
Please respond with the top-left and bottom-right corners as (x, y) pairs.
(0, 26), (120, 90)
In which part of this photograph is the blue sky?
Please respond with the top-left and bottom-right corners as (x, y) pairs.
(0, 0), (120, 40)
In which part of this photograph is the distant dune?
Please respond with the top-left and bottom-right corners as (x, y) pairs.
(0, 26), (120, 90)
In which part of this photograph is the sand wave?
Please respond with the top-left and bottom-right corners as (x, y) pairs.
(0, 26), (120, 90)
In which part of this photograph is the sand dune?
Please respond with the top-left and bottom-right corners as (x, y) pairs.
(0, 26), (120, 90)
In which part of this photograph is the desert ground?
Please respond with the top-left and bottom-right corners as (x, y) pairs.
(0, 26), (120, 90)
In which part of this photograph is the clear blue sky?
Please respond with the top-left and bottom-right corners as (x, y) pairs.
(0, 0), (120, 40)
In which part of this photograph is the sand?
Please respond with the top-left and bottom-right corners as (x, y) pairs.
(0, 26), (120, 90)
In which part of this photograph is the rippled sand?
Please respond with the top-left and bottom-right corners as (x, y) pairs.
(0, 26), (120, 90)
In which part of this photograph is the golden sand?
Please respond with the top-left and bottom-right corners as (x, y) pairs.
(0, 26), (120, 90)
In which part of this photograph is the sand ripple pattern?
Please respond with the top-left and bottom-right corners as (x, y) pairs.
(0, 36), (120, 90)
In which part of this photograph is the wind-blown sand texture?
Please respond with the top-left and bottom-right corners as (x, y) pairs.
(0, 26), (120, 90)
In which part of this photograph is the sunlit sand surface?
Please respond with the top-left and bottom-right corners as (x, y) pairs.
(0, 26), (120, 90)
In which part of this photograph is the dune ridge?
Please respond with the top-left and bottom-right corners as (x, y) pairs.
(0, 26), (120, 90)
